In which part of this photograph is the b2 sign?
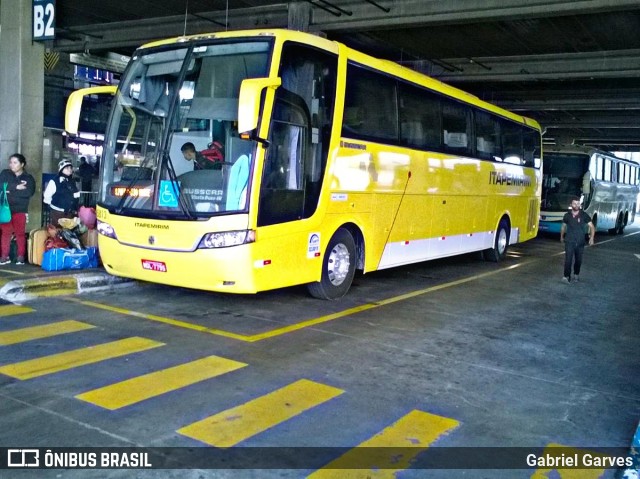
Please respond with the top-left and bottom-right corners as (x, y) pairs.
(33, 0), (55, 41)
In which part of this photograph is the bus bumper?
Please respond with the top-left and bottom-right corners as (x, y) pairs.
(99, 238), (260, 294)
(538, 220), (562, 233)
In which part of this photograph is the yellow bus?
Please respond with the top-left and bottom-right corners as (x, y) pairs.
(66, 29), (542, 299)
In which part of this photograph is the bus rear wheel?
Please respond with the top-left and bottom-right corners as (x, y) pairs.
(609, 213), (624, 235)
(307, 228), (356, 300)
(483, 220), (510, 262)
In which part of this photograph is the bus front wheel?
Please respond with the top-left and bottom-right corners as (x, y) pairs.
(307, 228), (356, 300)
(483, 220), (510, 262)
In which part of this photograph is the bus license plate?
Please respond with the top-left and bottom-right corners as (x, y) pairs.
(141, 259), (167, 272)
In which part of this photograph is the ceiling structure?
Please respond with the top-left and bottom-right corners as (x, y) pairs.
(52, 0), (640, 152)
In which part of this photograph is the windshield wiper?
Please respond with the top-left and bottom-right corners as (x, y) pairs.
(162, 151), (196, 220)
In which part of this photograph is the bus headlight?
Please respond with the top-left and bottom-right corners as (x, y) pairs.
(97, 220), (117, 239)
(198, 230), (255, 249)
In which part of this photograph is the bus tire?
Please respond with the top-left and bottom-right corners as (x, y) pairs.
(483, 219), (510, 262)
(307, 228), (356, 300)
(609, 213), (624, 235)
(617, 213), (627, 235)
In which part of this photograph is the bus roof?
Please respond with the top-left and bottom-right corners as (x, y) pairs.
(138, 28), (540, 131)
(545, 146), (639, 165)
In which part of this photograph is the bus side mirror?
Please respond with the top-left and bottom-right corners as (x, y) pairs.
(65, 85), (117, 135)
(238, 77), (281, 139)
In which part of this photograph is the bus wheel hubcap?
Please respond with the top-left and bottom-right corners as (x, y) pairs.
(328, 243), (350, 286)
(498, 229), (507, 254)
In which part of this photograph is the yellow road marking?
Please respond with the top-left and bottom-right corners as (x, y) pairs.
(64, 298), (250, 341)
(308, 410), (459, 478)
(0, 304), (34, 317)
(177, 379), (344, 448)
(0, 320), (95, 345)
(76, 355), (247, 410)
(0, 337), (164, 380)
(248, 262), (529, 341)
(0, 269), (27, 276)
(11, 277), (79, 297)
(67, 262), (529, 342)
(530, 443), (608, 479)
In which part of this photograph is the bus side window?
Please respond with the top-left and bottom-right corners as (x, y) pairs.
(442, 101), (471, 156)
(500, 119), (523, 165)
(475, 110), (501, 161)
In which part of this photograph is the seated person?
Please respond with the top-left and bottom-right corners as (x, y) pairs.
(181, 142), (223, 170)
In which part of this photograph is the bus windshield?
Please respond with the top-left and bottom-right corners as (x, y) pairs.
(100, 40), (271, 217)
(542, 152), (590, 211)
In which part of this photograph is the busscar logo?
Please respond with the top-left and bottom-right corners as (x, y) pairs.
(8, 449), (39, 467)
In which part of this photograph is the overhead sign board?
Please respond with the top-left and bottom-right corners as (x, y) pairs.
(33, 0), (55, 41)
(69, 53), (130, 74)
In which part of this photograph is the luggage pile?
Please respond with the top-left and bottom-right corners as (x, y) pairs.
(28, 206), (99, 271)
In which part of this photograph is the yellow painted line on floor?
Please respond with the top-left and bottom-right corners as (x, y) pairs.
(16, 276), (80, 297)
(246, 261), (531, 342)
(0, 269), (27, 276)
(177, 379), (344, 448)
(76, 355), (248, 410)
(0, 304), (34, 317)
(67, 261), (530, 343)
(0, 320), (95, 345)
(64, 298), (250, 341)
(0, 337), (164, 380)
(529, 443), (608, 479)
(308, 409), (459, 478)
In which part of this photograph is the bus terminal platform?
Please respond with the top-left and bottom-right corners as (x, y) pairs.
(0, 262), (131, 303)
(0, 225), (637, 478)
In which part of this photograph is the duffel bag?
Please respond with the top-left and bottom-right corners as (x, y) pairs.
(42, 247), (98, 271)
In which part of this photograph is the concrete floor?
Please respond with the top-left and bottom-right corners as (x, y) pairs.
(0, 225), (638, 478)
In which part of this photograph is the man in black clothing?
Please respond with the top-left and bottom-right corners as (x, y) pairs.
(77, 156), (94, 193)
(180, 142), (221, 170)
(560, 196), (595, 283)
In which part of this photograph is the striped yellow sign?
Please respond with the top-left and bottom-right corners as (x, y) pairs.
(308, 410), (460, 478)
(0, 304), (34, 317)
(178, 379), (344, 448)
(0, 337), (164, 380)
(0, 320), (94, 345)
(76, 355), (247, 410)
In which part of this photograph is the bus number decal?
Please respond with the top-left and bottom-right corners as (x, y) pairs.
(308, 233), (321, 259)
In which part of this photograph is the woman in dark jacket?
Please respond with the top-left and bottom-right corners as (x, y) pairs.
(0, 153), (36, 265)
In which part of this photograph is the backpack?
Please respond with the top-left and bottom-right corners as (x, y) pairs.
(200, 141), (224, 164)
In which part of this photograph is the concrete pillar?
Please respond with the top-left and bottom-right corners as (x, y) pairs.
(0, 0), (45, 230)
(288, 2), (311, 32)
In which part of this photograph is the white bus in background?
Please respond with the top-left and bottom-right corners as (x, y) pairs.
(539, 146), (639, 234)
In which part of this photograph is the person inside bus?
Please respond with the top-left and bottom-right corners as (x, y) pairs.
(77, 156), (94, 194)
(0, 153), (36, 265)
(181, 142), (223, 170)
(560, 196), (595, 283)
(43, 160), (81, 227)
